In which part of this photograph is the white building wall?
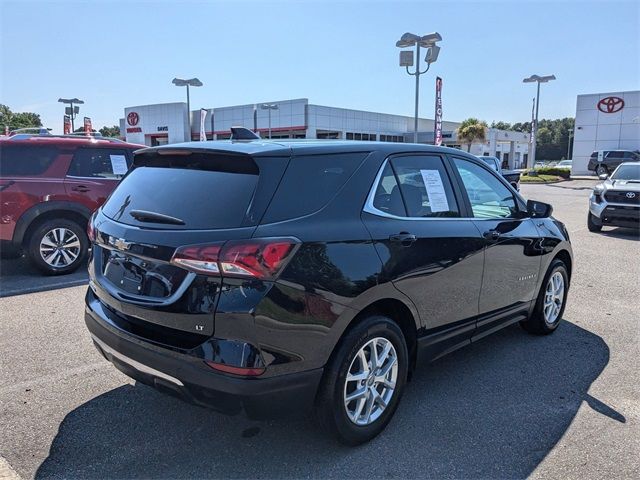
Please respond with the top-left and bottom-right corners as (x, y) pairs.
(123, 103), (188, 146)
(572, 90), (640, 174)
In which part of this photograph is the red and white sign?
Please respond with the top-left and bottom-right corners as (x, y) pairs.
(83, 117), (92, 134)
(127, 111), (139, 126)
(63, 115), (71, 134)
(200, 109), (207, 142)
(597, 96), (624, 114)
(433, 77), (443, 146)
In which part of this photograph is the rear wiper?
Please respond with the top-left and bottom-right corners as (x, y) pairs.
(129, 209), (185, 225)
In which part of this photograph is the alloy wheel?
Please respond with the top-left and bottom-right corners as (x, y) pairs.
(343, 337), (398, 426)
(39, 228), (81, 267)
(543, 271), (565, 325)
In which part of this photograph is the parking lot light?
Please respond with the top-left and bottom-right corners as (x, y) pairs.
(523, 74), (556, 169)
(57, 97), (84, 132)
(260, 104), (279, 139)
(172, 78), (203, 141)
(396, 31), (442, 143)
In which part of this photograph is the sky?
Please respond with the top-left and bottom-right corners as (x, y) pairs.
(1, 0), (638, 133)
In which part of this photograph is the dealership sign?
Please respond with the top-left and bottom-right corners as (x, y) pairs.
(597, 96), (624, 113)
(433, 77), (443, 146)
(126, 111), (142, 133)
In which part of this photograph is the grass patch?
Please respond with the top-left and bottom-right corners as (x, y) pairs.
(520, 174), (563, 183)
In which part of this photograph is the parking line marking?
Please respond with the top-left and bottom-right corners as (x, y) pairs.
(0, 456), (21, 480)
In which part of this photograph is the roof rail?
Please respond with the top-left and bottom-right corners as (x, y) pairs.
(230, 126), (261, 141)
(5, 133), (125, 143)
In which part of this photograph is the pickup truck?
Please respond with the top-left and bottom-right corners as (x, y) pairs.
(477, 155), (521, 190)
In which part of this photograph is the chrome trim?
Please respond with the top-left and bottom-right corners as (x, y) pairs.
(362, 158), (523, 221)
(92, 335), (184, 386)
(66, 175), (121, 181)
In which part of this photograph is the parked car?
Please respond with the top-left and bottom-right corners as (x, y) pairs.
(85, 138), (573, 445)
(588, 162), (640, 232)
(587, 150), (640, 176)
(556, 160), (572, 170)
(476, 155), (521, 190)
(0, 135), (142, 274)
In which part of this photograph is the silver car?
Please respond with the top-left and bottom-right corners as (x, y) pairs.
(588, 162), (640, 232)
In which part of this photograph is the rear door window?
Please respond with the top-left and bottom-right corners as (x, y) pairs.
(262, 152), (367, 223)
(0, 145), (58, 176)
(67, 148), (131, 179)
(389, 155), (460, 218)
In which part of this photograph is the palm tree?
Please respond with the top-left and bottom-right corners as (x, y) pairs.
(457, 118), (488, 152)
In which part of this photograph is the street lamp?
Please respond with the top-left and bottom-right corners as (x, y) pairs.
(523, 74), (556, 169)
(172, 77), (203, 141)
(396, 31), (442, 143)
(260, 103), (279, 139)
(58, 98), (84, 132)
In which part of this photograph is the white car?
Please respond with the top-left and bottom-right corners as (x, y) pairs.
(588, 162), (640, 232)
(556, 160), (572, 170)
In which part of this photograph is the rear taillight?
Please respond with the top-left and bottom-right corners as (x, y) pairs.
(170, 238), (299, 279)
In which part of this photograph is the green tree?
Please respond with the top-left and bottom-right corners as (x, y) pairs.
(0, 104), (43, 131)
(457, 118), (488, 152)
(99, 125), (120, 137)
(490, 121), (511, 130)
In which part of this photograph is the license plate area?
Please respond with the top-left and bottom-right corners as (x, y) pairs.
(102, 248), (188, 299)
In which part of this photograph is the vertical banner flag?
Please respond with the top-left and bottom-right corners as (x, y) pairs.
(84, 117), (92, 134)
(4, 125), (9, 136)
(200, 109), (207, 141)
(63, 115), (71, 134)
(434, 77), (443, 146)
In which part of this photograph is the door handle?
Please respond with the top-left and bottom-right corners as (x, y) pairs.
(483, 230), (501, 241)
(389, 232), (417, 246)
(72, 185), (90, 193)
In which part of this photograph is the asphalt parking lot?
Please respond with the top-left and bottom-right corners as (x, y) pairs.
(0, 179), (638, 479)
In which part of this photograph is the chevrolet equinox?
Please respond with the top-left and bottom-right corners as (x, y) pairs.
(85, 139), (573, 445)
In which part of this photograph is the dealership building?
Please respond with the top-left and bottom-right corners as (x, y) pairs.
(120, 98), (531, 168)
(571, 90), (640, 174)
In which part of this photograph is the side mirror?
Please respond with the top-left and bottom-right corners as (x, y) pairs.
(527, 199), (553, 218)
(598, 173), (608, 180)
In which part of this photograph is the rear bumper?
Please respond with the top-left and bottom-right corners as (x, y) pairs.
(85, 291), (323, 419)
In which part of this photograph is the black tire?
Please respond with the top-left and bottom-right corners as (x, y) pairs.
(315, 315), (408, 445)
(595, 164), (609, 176)
(587, 212), (602, 232)
(27, 218), (88, 275)
(520, 259), (569, 335)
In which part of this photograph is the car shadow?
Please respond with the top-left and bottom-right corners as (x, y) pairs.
(35, 321), (616, 479)
(0, 256), (88, 297)
(598, 227), (640, 241)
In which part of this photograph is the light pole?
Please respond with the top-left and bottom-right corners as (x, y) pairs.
(172, 78), (203, 141)
(58, 98), (84, 132)
(523, 74), (556, 169)
(260, 104), (279, 139)
(396, 32), (442, 143)
(567, 128), (573, 159)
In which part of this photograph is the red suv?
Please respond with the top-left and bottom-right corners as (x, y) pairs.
(0, 135), (142, 275)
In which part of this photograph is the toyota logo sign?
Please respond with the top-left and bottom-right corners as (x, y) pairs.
(127, 112), (140, 126)
(597, 97), (624, 114)
(626, 192), (636, 199)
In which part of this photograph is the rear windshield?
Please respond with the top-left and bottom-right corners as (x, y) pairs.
(0, 145), (58, 176)
(102, 162), (259, 230)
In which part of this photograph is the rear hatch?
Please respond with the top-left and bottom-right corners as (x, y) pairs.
(90, 146), (290, 347)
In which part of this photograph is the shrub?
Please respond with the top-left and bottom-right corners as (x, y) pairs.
(535, 167), (571, 178)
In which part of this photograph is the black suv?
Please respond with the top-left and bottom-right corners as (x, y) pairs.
(85, 140), (573, 445)
(587, 150), (640, 176)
